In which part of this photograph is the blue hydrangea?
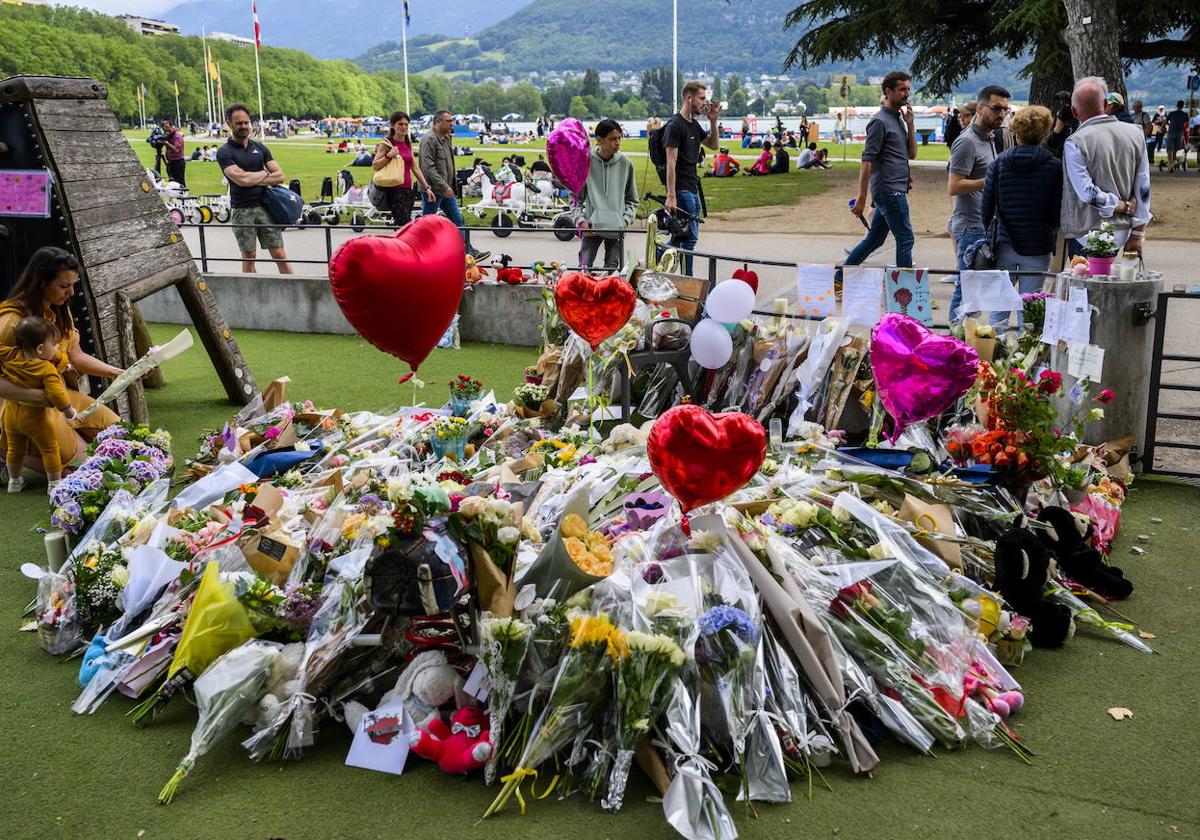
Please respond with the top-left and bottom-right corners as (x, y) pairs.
(698, 604), (759, 644)
(94, 438), (134, 460)
(127, 459), (159, 484)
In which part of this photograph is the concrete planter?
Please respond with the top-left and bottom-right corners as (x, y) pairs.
(137, 273), (545, 347)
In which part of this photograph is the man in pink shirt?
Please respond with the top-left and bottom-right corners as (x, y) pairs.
(161, 119), (187, 188)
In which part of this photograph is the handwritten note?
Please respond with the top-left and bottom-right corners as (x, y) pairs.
(0, 170), (53, 218)
(1068, 343), (1105, 382)
(841, 267), (884, 326)
(885, 268), (932, 325)
(796, 264), (836, 318)
(1040, 298), (1065, 345)
(1062, 287), (1092, 345)
(960, 270), (1023, 313)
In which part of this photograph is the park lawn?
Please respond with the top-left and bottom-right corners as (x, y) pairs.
(123, 130), (851, 223)
(0, 324), (1197, 840)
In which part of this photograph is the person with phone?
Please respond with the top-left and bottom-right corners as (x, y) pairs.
(840, 71), (919, 277)
(663, 80), (721, 274)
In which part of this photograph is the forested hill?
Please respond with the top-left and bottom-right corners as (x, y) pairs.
(357, 0), (1191, 103)
(0, 5), (446, 120)
(164, 0), (531, 60)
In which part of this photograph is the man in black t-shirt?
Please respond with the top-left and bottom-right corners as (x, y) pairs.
(215, 103), (293, 274)
(663, 79), (721, 274)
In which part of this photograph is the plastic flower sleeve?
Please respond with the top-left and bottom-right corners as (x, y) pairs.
(159, 640), (281, 803)
(660, 677), (740, 840)
(1047, 584), (1154, 654)
(735, 640), (791, 804)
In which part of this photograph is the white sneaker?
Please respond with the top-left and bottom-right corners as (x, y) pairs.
(46, 479), (60, 497)
(8, 477), (26, 494)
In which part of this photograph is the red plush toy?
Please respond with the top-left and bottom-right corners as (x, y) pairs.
(408, 705), (492, 774)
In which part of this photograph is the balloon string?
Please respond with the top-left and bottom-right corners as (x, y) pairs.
(680, 511), (692, 538)
(586, 357), (595, 439)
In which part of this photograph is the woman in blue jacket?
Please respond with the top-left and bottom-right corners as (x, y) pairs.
(980, 105), (1062, 293)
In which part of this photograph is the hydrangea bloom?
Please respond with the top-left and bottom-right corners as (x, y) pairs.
(698, 604), (759, 644)
(93, 438), (134, 460)
(93, 425), (128, 443)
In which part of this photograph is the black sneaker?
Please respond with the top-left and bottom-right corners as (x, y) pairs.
(470, 249), (491, 263)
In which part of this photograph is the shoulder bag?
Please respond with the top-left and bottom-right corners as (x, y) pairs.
(372, 140), (407, 188)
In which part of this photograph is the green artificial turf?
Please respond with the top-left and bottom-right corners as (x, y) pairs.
(1, 327), (1197, 839)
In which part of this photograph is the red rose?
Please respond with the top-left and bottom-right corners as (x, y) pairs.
(1038, 370), (1062, 394)
(1097, 388), (1115, 404)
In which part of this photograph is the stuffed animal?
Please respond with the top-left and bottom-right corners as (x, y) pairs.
(993, 525), (1075, 648)
(343, 650), (464, 732)
(1037, 506), (1133, 600)
(409, 704), (492, 774)
(492, 254), (527, 285)
(465, 256), (489, 284)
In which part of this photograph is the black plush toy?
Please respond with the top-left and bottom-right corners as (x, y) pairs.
(1037, 506), (1133, 600)
(993, 525), (1075, 648)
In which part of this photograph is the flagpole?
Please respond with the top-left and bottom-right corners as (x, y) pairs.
(202, 29), (214, 129)
(672, 0), (678, 113)
(401, 3), (411, 115)
(217, 64), (226, 125)
(174, 82), (181, 128)
(252, 2), (266, 138)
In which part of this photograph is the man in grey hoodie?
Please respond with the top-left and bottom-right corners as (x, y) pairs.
(576, 119), (639, 271)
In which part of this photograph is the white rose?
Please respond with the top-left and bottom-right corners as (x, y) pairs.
(109, 564), (129, 588)
(831, 501), (852, 524)
(485, 498), (512, 521)
(497, 526), (520, 545)
(458, 495), (488, 518)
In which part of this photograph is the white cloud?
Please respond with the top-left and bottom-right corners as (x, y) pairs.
(48, 1), (179, 16)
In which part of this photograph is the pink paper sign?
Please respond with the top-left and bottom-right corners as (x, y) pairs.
(0, 170), (53, 218)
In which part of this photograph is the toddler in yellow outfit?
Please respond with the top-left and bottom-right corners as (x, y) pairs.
(4, 317), (77, 493)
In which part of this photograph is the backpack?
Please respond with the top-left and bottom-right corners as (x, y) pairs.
(260, 185), (304, 226)
(648, 120), (671, 184)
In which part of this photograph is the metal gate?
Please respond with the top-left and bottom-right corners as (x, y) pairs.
(1143, 291), (1200, 478)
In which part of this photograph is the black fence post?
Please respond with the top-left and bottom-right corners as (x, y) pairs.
(198, 225), (209, 274)
(1142, 291), (1168, 473)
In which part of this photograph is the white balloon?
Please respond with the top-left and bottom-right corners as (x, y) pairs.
(705, 278), (755, 323)
(690, 318), (734, 369)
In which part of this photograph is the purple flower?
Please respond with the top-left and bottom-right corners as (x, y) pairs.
(357, 493), (385, 514)
(94, 425), (128, 443)
(77, 456), (111, 473)
(1020, 292), (1055, 302)
(94, 439), (134, 460)
(127, 459), (160, 484)
(51, 500), (83, 533)
(698, 604), (759, 644)
(641, 563), (665, 584)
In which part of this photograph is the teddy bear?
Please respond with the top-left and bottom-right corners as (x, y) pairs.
(409, 704), (492, 774)
(992, 524), (1075, 648)
(342, 649), (465, 732)
(1037, 506), (1133, 600)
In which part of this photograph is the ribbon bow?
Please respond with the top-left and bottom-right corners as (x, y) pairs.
(452, 721), (482, 739)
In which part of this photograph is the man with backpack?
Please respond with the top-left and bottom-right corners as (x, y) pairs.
(656, 80), (721, 274)
(215, 103), (293, 274)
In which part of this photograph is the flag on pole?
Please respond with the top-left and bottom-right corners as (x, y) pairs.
(173, 80), (180, 97)
(217, 65), (224, 98)
(208, 49), (218, 81)
(139, 84), (147, 99)
(403, 0), (410, 25)
(253, 1), (262, 48)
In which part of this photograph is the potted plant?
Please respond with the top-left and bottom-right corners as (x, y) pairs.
(1083, 222), (1118, 277)
(448, 374), (483, 416)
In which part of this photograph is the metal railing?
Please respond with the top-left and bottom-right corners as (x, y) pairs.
(1142, 290), (1200, 479)
(179, 221), (629, 273)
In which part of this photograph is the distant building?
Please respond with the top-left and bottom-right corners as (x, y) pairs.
(118, 15), (180, 37)
(210, 31), (254, 47)
(2, 0), (47, 6)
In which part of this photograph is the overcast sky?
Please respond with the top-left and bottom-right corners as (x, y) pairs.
(52, 1), (179, 15)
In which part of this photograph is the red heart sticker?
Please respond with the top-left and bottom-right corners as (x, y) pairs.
(329, 216), (465, 373)
(731, 267), (759, 294)
(647, 404), (767, 513)
(554, 272), (637, 351)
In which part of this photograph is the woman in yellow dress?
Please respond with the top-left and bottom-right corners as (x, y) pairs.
(0, 247), (122, 473)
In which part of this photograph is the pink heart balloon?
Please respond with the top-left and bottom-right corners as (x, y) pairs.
(546, 118), (590, 197)
(870, 313), (979, 443)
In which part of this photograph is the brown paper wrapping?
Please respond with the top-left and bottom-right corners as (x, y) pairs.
(897, 494), (962, 571)
(635, 736), (672, 796)
(261, 376), (291, 411)
(964, 319), (997, 365)
(469, 541), (517, 618)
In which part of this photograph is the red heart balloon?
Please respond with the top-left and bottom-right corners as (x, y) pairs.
(647, 405), (767, 513)
(329, 216), (465, 373)
(731, 267), (759, 294)
(554, 272), (637, 351)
